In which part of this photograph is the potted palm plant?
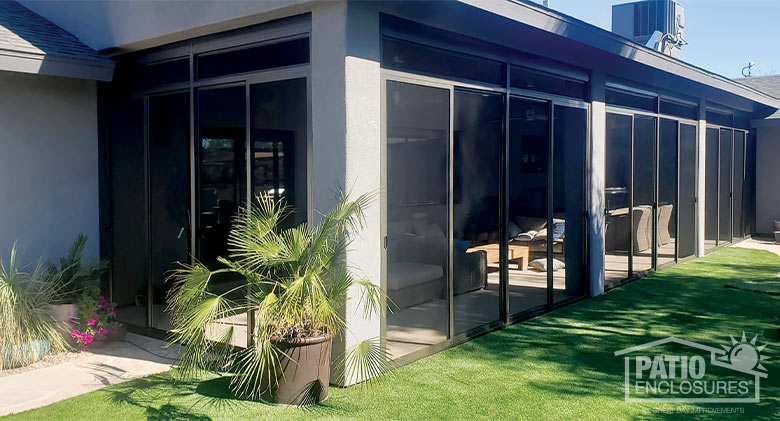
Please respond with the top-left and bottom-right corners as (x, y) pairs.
(167, 191), (389, 406)
(1, 245), (68, 369)
(45, 234), (108, 346)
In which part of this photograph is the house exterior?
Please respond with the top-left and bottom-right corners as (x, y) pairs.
(732, 75), (780, 236)
(2, 0), (779, 384)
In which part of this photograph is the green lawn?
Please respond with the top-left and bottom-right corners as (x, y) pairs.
(6, 247), (780, 420)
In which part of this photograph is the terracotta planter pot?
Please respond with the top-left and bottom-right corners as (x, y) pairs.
(46, 304), (79, 349)
(261, 335), (333, 406)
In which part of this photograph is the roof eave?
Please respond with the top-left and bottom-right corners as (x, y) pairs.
(0, 49), (114, 81)
(459, 0), (780, 110)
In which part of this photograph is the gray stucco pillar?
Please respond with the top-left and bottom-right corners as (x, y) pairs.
(588, 71), (606, 296)
(696, 98), (707, 257)
(311, 0), (382, 386)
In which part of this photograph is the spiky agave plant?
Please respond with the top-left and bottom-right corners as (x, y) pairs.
(167, 190), (390, 399)
(0, 244), (69, 369)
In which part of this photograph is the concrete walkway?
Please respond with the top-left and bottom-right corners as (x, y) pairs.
(731, 238), (780, 258)
(0, 333), (178, 417)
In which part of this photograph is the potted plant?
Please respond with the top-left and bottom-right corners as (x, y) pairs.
(67, 295), (125, 350)
(167, 191), (389, 406)
(46, 234), (107, 342)
(0, 244), (68, 369)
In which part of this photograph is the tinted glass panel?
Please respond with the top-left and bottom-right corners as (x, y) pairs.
(386, 81), (449, 358)
(660, 99), (697, 120)
(632, 115), (655, 273)
(197, 37), (309, 80)
(117, 58), (190, 89)
(453, 90), (502, 334)
(197, 86), (247, 346)
(553, 105), (587, 302)
(605, 113), (632, 286)
(149, 93), (190, 331)
(250, 78), (308, 229)
(704, 128), (719, 251)
(510, 66), (587, 99)
(508, 98), (549, 313)
(733, 131), (745, 239)
(678, 123), (697, 258)
(110, 99), (148, 327)
(382, 37), (504, 85)
(745, 132), (756, 236)
(719, 129), (733, 243)
(658, 119), (677, 266)
(606, 89), (657, 112)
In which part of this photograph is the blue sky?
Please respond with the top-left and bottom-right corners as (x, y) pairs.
(533, 0), (780, 79)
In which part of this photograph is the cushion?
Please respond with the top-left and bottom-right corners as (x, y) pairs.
(508, 221), (522, 238)
(454, 239), (471, 252)
(515, 216), (546, 232)
(529, 258), (566, 272)
(387, 262), (444, 290)
(551, 221), (565, 241)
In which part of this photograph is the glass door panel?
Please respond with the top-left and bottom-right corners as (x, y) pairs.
(508, 97), (549, 314)
(704, 128), (719, 251)
(385, 81), (450, 358)
(733, 131), (745, 239)
(110, 99), (148, 327)
(453, 89), (502, 334)
(149, 92), (190, 331)
(552, 105), (587, 303)
(632, 115), (655, 273)
(605, 113), (632, 286)
(719, 129), (733, 244)
(678, 124), (697, 258)
(657, 119), (678, 266)
(250, 78), (308, 229)
(197, 85), (247, 346)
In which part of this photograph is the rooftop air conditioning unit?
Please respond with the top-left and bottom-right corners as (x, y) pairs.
(612, 0), (686, 58)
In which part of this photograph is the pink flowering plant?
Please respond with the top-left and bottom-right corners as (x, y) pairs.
(68, 295), (121, 350)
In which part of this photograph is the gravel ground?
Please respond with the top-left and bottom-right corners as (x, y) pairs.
(0, 351), (85, 378)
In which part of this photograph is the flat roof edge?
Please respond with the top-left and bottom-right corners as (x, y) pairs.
(459, 0), (780, 110)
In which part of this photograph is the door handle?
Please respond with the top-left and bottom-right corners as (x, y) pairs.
(177, 227), (185, 239)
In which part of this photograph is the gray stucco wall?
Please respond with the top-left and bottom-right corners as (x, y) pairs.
(756, 123), (780, 234)
(0, 70), (99, 263)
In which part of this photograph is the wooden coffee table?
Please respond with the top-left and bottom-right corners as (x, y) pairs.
(466, 243), (529, 271)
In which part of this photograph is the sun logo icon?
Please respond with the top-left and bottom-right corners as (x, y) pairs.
(717, 332), (770, 372)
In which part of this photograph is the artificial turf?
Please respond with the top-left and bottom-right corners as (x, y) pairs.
(5, 247), (780, 420)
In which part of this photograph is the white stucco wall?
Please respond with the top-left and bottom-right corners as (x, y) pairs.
(0, 70), (99, 263)
(18, 0), (312, 51)
(756, 124), (780, 234)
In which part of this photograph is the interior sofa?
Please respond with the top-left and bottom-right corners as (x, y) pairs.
(387, 216), (487, 310)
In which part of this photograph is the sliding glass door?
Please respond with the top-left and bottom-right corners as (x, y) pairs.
(733, 131), (745, 239)
(552, 105), (587, 302)
(632, 115), (656, 273)
(453, 89), (502, 334)
(678, 124), (697, 258)
(508, 97), (549, 314)
(385, 80), (450, 358)
(719, 129), (733, 244)
(657, 118), (678, 266)
(383, 78), (588, 359)
(605, 113), (632, 285)
(149, 92), (190, 331)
